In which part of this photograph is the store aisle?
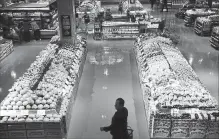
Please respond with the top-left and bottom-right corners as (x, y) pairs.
(67, 45), (148, 139)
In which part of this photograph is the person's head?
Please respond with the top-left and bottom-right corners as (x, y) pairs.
(115, 98), (125, 110)
(31, 18), (34, 21)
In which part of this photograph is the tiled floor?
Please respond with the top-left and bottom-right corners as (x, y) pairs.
(0, 4), (218, 139)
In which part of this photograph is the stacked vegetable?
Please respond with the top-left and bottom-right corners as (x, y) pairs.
(134, 35), (218, 109)
(122, 0), (144, 13)
(0, 35), (87, 123)
(0, 43), (59, 111)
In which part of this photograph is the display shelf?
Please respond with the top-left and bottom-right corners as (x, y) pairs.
(134, 34), (219, 138)
(0, 39), (13, 62)
(184, 9), (217, 27)
(0, 35), (87, 139)
(194, 15), (219, 36)
(210, 27), (219, 48)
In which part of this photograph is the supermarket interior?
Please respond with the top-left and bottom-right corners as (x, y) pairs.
(0, 0), (219, 139)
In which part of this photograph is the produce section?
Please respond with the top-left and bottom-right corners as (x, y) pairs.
(76, 0), (101, 22)
(184, 9), (217, 27)
(134, 33), (219, 138)
(0, 38), (13, 62)
(0, 3), (59, 39)
(210, 26), (219, 48)
(0, 35), (87, 139)
(194, 14), (219, 36)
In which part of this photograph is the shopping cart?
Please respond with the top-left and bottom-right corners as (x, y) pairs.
(127, 126), (134, 139)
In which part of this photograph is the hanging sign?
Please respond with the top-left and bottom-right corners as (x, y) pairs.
(61, 15), (72, 37)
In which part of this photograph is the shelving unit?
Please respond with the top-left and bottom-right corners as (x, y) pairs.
(102, 22), (140, 40)
(0, 39), (13, 62)
(210, 26), (219, 48)
(184, 9), (217, 27)
(194, 16), (219, 36)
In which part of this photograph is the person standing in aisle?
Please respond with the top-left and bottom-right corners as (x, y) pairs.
(30, 18), (41, 40)
(208, 0), (212, 8)
(118, 1), (123, 14)
(150, 0), (156, 10)
(83, 12), (90, 33)
(23, 19), (30, 42)
(100, 98), (129, 139)
(160, 0), (168, 12)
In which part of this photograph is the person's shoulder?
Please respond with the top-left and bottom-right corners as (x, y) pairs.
(123, 107), (128, 112)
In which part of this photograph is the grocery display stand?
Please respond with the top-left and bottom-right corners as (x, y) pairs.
(134, 34), (219, 139)
(0, 38), (13, 62)
(210, 26), (219, 48)
(184, 9), (217, 27)
(194, 15), (219, 36)
(0, 36), (87, 139)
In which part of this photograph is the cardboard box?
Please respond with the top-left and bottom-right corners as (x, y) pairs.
(26, 122), (44, 129)
(8, 130), (27, 138)
(0, 131), (8, 138)
(8, 123), (26, 130)
(27, 130), (45, 138)
(45, 129), (62, 137)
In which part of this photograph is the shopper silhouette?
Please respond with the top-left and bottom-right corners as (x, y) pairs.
(100, 98), (128, 139)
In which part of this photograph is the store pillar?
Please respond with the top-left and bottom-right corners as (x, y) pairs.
(57, 0), (76, 45)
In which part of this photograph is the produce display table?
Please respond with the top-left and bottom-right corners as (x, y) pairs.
(184, 9), (217, 27)
(122, 0), (143, 13)
(175, 2), (210, 19)
(0, 35), (87, 139)
(210, 26), (219, 48)
(194, 14), (219, 36)
(76, 0), (101, 23)
(0, 38), (13, 62)
(134, 34), (219, 139)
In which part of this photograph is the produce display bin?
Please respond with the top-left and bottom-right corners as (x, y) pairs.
(194, 15), (219, 36)
(134, 33), (219, 139)
(210, 26), (219, 48)
(0, 39), (13, 62)
(184, 9), (217, 27)
(0, 35), (87, 139)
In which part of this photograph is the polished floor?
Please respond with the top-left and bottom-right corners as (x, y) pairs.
(0, 4), (218, 139)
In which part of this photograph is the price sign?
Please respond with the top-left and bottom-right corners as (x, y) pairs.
(37, 110), (45, 115)
(0, 110), (16, 116)
(61, 15), (72, 37)
(19, 110), (29, 116)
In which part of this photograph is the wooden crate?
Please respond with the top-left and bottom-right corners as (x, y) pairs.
(44, 122), (61, 129)
(26, 130), (45, 138)
(0, 123), (8, 130)
(8, 123), (26, 130)
(26, 122), (44, 129)
(0, 131), (8, 138)
(8, 130), (27, 138)
(44, 129), (62, 137)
